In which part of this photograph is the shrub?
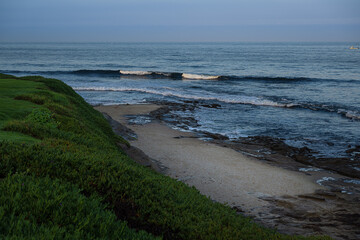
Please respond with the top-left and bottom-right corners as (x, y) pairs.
(25, 108), (59, 129)
(0, 173), (157, 240)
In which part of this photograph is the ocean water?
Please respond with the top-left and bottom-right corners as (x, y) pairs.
(1, 42), (360, 160)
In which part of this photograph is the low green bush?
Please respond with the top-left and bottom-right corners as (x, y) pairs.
(0, 173), (156, 240)
(25, 108), (59, 129)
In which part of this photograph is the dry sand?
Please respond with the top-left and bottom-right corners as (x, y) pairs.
(95, 104), (322, 215)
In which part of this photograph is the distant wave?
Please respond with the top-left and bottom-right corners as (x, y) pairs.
(73, 86), (299, 108)
(282, 102), (360, 121)
(120, 70), (219, 80)
(74, 86), (360, 121)
(338, 109), (360, 120)
(3, 69), (358, 83)
(291, 103), (360, 120)
(182, 73), (220, 80)
(119, 70), (152, 75)
(118, 70), (309, 81)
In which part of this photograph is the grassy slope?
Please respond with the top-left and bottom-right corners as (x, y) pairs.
(0, 78), (42, 143)
(0, 74), (331, 240)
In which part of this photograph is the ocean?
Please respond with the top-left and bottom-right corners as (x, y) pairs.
(1, 42), (359, 168)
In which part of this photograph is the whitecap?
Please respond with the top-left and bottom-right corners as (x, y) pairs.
(119, 70), (152, 75)
(345, 111), (360, 120)
(337, 109), (360, 120)
(182, 73), (219, 80)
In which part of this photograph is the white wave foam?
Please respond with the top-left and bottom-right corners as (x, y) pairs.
(284, 103), (298, 108)
(120, 70), (152, 75)
(74, 86), (292, 108)
(182, 73), (219, 80)
(337, 109), (360, 120)
(343, 179), (360, 185)
(153, 72), (172, 77)
(345, 111), (360, 120)
(316, 177), (335, 186)
(299, 167), (322, 172)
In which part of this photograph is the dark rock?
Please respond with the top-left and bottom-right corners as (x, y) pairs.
(203, 132), (229, 140)
(232, 206), (244, 213)
(346, 145), (360, 154)
(284, 210), (307, 220)
(298, 194), (326, 201)
(183, 100), (199, 104)
(173, 136), (199, 139)
(314, 189), (337, 197)
(335, 213), (360, 226)
(101, 112), (137, 140)
(116, 143), (165, 173)
(308, 217), (322, 222)
(200, 103), (221, 109)
(118, 143), (151, 167)
(316, 158), (360, 179)
(234, 135), (360, 179)
(294, 155), (310, 164)
(149, 106), (171, 120)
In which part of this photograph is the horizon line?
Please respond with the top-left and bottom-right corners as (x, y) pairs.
(0, 40), (359, 44)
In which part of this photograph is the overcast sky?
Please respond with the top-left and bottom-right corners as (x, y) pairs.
(0, 0), (359, 42)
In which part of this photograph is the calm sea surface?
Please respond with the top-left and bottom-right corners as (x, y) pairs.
(1, 42), (359, 160)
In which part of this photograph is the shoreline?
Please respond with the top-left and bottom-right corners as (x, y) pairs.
(95, 103), (360, 239)
(95, 104), (321, 210)
(145, 100), (360, 180)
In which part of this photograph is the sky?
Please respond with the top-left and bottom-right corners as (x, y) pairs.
(0, 0), (359, 42)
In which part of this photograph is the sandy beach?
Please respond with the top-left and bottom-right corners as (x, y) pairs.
(95, 105), (321, 211)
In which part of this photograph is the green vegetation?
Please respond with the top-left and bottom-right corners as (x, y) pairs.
(0, 173), (154, 239)
(0, 73), (331, 239)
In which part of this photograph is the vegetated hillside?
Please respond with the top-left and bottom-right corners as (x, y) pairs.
(0, 74), (330, 240)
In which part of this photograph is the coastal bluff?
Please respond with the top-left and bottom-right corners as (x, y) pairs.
(0, 73), (331, 240)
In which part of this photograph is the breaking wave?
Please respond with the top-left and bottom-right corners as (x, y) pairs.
(73, 86), (301, 108)
(117, 70), (309, 82)
(119, 70), (152, 75)
(181, 73), (220, 80)
(120, 71), (219, 80)
(4, 69), (355, 83)
(74, 86), (360, 121)
(291, 103), (360, 121)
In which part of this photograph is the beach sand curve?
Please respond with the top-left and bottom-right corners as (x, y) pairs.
(95, 104), (323, 215)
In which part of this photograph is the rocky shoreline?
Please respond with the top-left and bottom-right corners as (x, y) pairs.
(98, 102), (360, 240)
(145, 100), (360, 180)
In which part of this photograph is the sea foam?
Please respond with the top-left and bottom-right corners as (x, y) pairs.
(73, 86), (291, 108)
(120, 70), (152, 75)
(182, 73), (220, 80)
(74, 86), (360, 121)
